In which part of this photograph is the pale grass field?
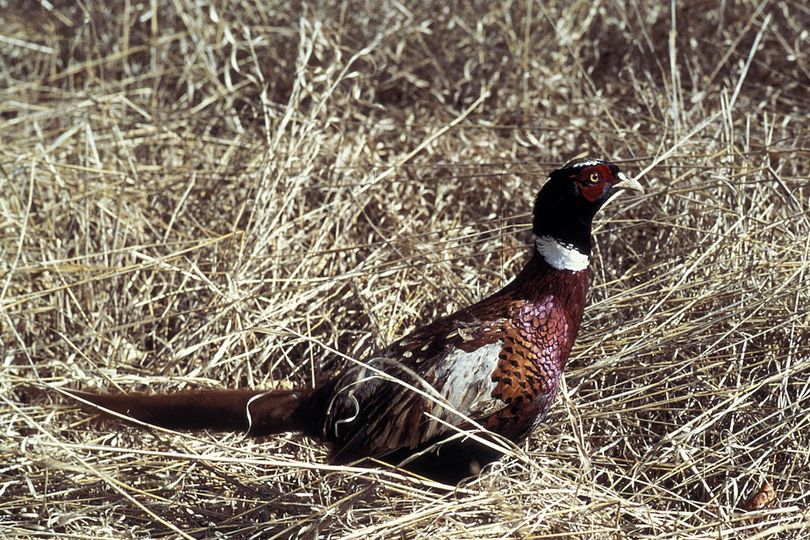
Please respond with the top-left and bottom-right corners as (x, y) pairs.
(1, 1), (809, 538)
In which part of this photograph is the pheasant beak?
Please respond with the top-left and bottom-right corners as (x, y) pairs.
(601, 171), (643, 210)
(615, 171), (644, 194)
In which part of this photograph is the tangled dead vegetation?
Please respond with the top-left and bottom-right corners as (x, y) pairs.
(2, 1), (808, 538)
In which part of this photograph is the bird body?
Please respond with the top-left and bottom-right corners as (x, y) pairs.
(293, 251), (588, 464)
(66, 158), (642, 481)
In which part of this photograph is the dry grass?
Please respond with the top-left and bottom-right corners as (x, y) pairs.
(2, 0), (809, 538)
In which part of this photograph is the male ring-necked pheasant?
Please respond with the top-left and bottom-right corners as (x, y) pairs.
(66, 158), (643, 482)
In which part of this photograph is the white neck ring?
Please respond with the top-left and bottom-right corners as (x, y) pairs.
(534, 234), (590, 271)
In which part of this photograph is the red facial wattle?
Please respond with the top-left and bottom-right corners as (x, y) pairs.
(575, 164), (613, 202)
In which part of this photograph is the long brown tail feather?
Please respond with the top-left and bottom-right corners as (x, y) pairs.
(66, 389), (311, 435)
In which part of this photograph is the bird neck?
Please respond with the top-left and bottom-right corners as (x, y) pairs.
(505, 250), (590, 297)
(532, 197), (595, 271)
(532, 234), (590, 271)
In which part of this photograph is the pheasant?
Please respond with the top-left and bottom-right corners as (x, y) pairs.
(65, 158), (643, 482)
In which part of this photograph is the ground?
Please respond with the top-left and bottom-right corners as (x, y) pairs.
(1, 1), (809, 538)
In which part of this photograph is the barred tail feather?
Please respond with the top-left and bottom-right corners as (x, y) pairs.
(67, 389), (311, 435)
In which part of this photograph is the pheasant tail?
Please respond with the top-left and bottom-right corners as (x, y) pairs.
(68, 389), (312, 435)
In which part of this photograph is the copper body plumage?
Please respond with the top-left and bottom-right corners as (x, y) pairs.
(295, 252), (587, 468)
(65, 158), (642, 482)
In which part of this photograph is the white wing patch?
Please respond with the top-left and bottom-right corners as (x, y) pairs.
(328, 341), (505, 457)
(433, 341), (502, 417)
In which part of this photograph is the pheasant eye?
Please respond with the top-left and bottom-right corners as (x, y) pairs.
(588, 172), (600, 184)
